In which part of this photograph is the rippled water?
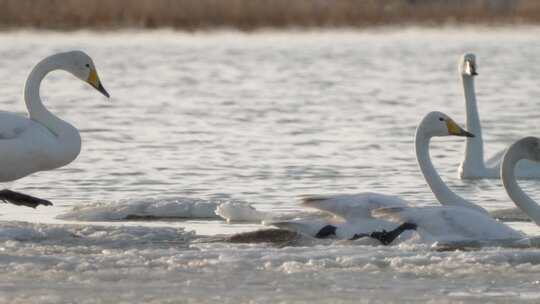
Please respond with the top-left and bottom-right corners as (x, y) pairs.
(1, 28), (540, 302)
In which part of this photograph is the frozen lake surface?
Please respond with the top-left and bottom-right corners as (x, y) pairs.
(1, 27), (540, 302)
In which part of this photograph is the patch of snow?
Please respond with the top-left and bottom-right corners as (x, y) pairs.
(58, 197), (223, 221)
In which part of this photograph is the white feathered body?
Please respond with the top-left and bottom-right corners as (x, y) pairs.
(0, 111), (81, 182)
(459, 53), (540, 179)
(374, 206), (523, 243)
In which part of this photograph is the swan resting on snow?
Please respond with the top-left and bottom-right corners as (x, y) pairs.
(231, 128), (540, 247)
(457, 53), (540, 179)
(269, 193), (418, 245)
(222, 112), (525, 245)
(0, 51), (109, 208)
(216, 193), (417, 245)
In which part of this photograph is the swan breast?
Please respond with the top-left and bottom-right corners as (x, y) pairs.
(0, 115), (80, 181)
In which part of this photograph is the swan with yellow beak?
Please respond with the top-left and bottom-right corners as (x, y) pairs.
(0, 51), (109, 208)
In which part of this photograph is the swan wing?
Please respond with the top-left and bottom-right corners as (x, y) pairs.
(373, 206), (522, 241)
(301, 192), (409, 221)
(0, 111), (32, 139)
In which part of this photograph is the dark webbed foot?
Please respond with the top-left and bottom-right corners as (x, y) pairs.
(315, 225), (337, 238)
(0, 189), (53, 208)
(370, 230), (390, 245)
(399, 222), (418, 231)
(370, 222), (417, 245)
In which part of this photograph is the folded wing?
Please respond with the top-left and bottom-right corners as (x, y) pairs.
(301, 192), (409, 221)
(373, 206), (522, 242)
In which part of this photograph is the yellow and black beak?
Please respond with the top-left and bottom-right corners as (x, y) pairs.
(447, 119), (474, 137)
(87, 69), (110, 98)
(464, 59), (478, 76)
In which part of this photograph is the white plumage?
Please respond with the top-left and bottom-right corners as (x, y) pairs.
(265, 112), (525, 244)
(0, 51), (108, 207)
(457, 53), (540, 179)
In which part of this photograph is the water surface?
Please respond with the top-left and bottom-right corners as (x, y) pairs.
(1, 28), (540, 303)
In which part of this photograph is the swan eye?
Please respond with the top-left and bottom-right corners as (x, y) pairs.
(438, 117), (444, 121)
(85, 63), (90, 68)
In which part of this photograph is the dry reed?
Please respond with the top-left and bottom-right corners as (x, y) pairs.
(1, 0), (540, 30)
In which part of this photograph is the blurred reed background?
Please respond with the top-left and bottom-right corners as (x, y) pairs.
(1, 0), (539, 30)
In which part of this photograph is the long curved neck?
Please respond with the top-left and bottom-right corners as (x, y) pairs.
(24, 55), (67, 137)
(462, 74), (485, 168)
(502, 146), (540, 225)
(23, 54), (81, 169)
(415, 127), (487, 214)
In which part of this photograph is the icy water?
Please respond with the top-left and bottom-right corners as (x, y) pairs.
(1, 28), (540, 303)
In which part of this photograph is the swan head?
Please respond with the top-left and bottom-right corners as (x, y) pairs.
(516, 137), (540, 162)
(57, 51), (110, 98)
(420, 111), (474, 138)
(460, 53), (478, 77)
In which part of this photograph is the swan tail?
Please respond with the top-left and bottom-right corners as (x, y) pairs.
(0, 189), (53, 208)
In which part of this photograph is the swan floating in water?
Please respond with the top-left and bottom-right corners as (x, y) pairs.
(457, 53), (540, 179)
(262, 112), (525, 244)
(404, 137), (540, 246)
(0, 51), (109, 208)
(383, 100), (524, 221)
(502, 136), (540, 226)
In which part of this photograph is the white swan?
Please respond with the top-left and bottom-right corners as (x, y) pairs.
(0, 51), (109, 208)
(265, 112), (523, 244)
(457, 53), (540, 179)
(393, 136), (540, 245)
(372, 206), (522, 244)
(414, 112), (485, 214)
(269, 193), (415, 244)
(373, 112), (523, 243)
(405, 136), (540, 246)
(298, 102), (523, 220)
(501, 137), (540, 226)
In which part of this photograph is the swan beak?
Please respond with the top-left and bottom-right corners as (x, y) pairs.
(447, 120), (475, 137)
(87, 69), (110, 98)
(465, 60), (478, 76)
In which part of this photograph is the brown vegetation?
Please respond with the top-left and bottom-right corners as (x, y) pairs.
(1, 0), (540, 30)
